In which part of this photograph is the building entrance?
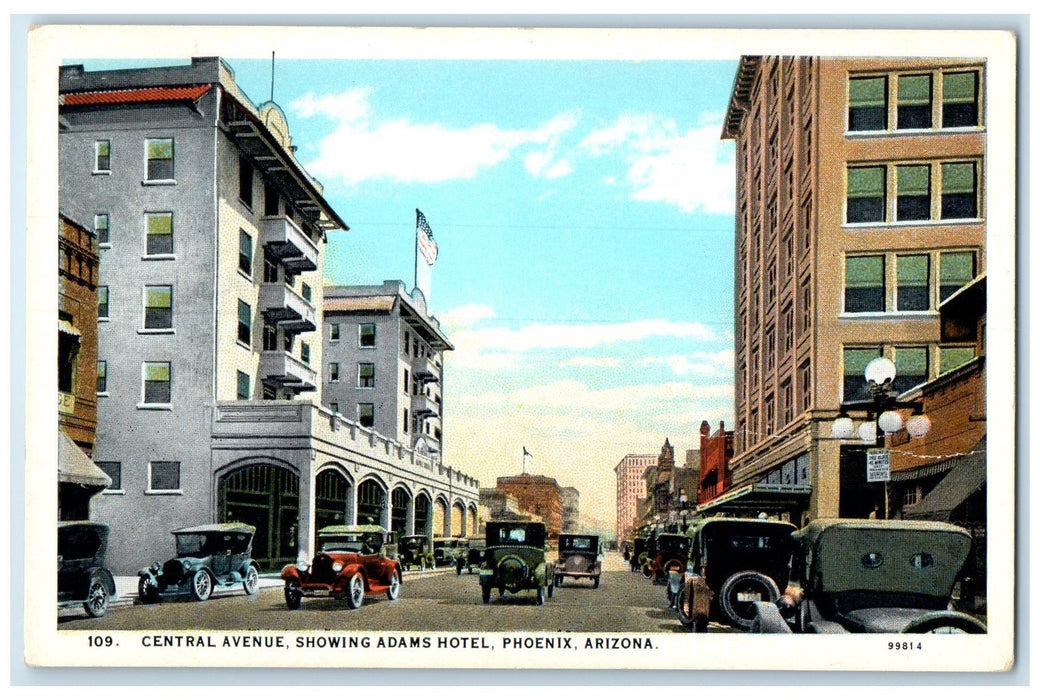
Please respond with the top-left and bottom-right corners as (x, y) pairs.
(315, 470), (351, 531)
(218, 464), (299, 571)
(839, 448), (887, 519)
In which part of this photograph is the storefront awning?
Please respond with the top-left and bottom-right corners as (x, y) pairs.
(903, 437), (985, 521)
(696, 483), (811, 515)
(58, 433), (111, 488)
(59, 318), (81, 337)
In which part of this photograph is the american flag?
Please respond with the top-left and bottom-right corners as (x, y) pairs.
(416, 209), (438, 265)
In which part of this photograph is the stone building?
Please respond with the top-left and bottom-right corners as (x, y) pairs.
(614, 454), (654, 545)
(560, 486), (580, 533)
(720, 56), (986, 522)
(495, 474), (563, 538)
(58, 57), (477, 573)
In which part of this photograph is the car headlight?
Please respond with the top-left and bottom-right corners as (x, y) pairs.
(297, 560), (310, 573)
(332, 562), (344, 573)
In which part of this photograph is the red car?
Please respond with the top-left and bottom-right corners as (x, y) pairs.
(281, 525), (402, 610)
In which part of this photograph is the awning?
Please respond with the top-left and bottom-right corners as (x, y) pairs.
(903, 437), (986, 521)
(696, 482), (811, 516)
(58, 433), (112, 489)
(59, 319), (81, 337)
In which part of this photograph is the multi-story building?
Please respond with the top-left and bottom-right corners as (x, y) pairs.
(58, 213), (110, 519)
(560, 486), (579, 533)
(495, 474), (564, 539)
(323, 281), (452, 458)
(614, 454), (654, 544)
(696, 421), (735, 506)
(719, 56), (986, 522)
(58, 58), (478, 573)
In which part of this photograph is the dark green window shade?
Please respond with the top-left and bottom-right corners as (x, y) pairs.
(146, 213), (173, 255)
(943, 71), (979, 128)
(849, 77), (887, 131)
(845, 256), (885, 313)
(145, 285), (173, 329)
(894, 347), (928, 394)
(847, 166), (886, 223)
(941, 162), (978, 219)
(940, 251), (976, 301)
(843, 347), (882, 402)
(144, 362), (171, 404)
(897, 75), (932, 129)
(239, 230), (253, 274)
(897, 255), (930, 311)
(896, 165), (931, 221)
(940, 346), (976, 374)
(238, 301), (252, 345)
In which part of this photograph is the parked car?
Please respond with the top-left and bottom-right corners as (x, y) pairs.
(479, 521), (554, 605)
(751, 519), (986, 634)
(58, 521), (116, 618)
(138, 523), (259, 603)
(553, 533), (602, 588)
(672, 517), (796, 632)
(281, 524), (402, 610)
(398, 535), (435, 571)
(433, 537), (464, 568)
(647, 533), (691, 587)
(630, 536), (652, 573)
(457, 538), (486, 575)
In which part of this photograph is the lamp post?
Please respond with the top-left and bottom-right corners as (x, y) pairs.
(678, 488), (689, 530)
(830, 357), (932, 518)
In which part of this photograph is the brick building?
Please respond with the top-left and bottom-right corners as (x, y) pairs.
(697, 421), (735, 506)
(495, 474), (563, 538)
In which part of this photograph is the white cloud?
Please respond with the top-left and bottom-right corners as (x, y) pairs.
(452, 318), (716, 354)
(437, 303), (496, 330)
(562, 356), (624, 368)
(456, 378), (732, 411)
(580, 112), (735, 215)
(634, 350), (735, 376)
(290, 89), (579, 186)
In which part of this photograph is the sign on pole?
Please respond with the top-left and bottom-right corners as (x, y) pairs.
(866, 449), (891, 482)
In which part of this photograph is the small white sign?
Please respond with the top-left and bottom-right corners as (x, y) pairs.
(866, 449), (891, 482)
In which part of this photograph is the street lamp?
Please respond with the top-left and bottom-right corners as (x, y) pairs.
(830, 356), (932, 518)
(678, 488), (689, 530)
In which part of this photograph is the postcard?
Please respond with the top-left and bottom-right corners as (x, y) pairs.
(23, 23), (1016, 673)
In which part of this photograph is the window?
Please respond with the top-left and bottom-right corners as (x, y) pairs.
(940, 346), (976, 374)
(142, 361), (171, 405)
(301, 342), (311, 366)
(144, 285), (173, 329)
(845, 256), (885, 312)
(897, 74), (932, 129)
(403, 368), (409, 391)
(358, 403), (374, 428)
(98, 286), (109, 319)
(96, 462), (121, 491)
(264, 254), (278, 283)
(263, 321), (278, 351)
(846, 166), (886, 223)
(359, 323), (376, 347)
(403, 409), (410, 434)
(94, 140), (111, 172)
(942, 71), (980, 128)
(301, 282), (312, 304)
(94, 214), (110, 246)
(237, 370), (250, 399)
(893, 347), (928, 394)
(358, 363), (375, 388)
(146, 213), (173, 256)
(264, 183), (279, 216)
(330, 362), (340, 382)
(896, 255), (930, 311)
(848, 76), (887, 131)
(96, 360), (107, 394)
(237, 300), (251, 346)
(941, 162), (978, 219)
(896, 165), (931, 221)
(330, 402), (339, 414)
(799, 360), (812, 411)
(939, 251), (977, 302)
(843, 347), (882, 402)
(148, 461), (181, 492)
(145, 138), (174, 181)
(239, 156), (254, 208)
(239, 230), (253, 276)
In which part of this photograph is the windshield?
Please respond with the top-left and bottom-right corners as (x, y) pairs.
(175, 531), (251, 557)
(560, 536), (596, 551)
(319, 532), (382, 554)
(58, 527), (103, 560)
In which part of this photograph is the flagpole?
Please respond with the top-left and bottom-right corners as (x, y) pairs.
(413, 208), (420, 294)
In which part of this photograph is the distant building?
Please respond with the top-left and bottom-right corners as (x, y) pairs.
(614, 454), (654, 544)
(495, 474), (563, 538)
(479, 487), (535, 525)
(697, 421), (735, 506)
(560, 486), (579, 533)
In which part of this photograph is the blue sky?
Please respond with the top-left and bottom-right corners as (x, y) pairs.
(82, 56), (740, 530)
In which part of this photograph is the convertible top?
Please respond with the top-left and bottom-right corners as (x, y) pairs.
(318, 524), (387, 536)
(172, 523), (255, 536)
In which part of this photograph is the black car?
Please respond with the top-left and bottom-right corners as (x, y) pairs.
(58, 521), (116, 618)
(457, 538), (486, 575)
(479, 521), (554, 604)
(554, 534), (602, 588)
(138, 523), (260, 603)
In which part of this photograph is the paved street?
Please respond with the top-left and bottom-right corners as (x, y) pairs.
(58, 553), (729, 633)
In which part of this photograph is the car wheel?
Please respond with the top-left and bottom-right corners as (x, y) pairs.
(456, 561), (463, 576)
(547, 582), (554, 600)
(536, 586), (546, 606)
(481, 582), (492, 604)
(243, 565), (259, 596)
(593, 576), (600, 590)
(344, 573), (365, 609)
(641, 563), (653, 579)
(676, 586), (694, 631)
(137, 577), (159, 604)
(284, 583), (303, 610)
(84, 577), (109, 618)
(386, 571), (401, 601)
(666, 587), (675, 608)
(718, 570), (780, 631)
(693, 616), (709, 633)
(190, 570), (213, 602)
(900, 613), (986, 634)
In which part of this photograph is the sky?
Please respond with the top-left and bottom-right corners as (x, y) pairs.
(81, 56), (741, 532)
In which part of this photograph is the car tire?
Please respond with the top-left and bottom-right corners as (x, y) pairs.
(900, 612), (986, 634)
(386, 571), (401, 601)
(243, 565), (259, 596)
(547, 581), (554, 600)
(593, 576), (600, 590)
(84, 576), (109, 618)
(718, 570), (781, 631)
(676, 586), (694, 631)
(138, 577), (159, 604)
(284, 583), (303, 610)
(536, 586), (546, 606)
(344, 573), (365, 609)
(190, 570), (213, 602)
(693, 616), (709, 633)
(456, 561), (463, 576)
(641, 563), (653, 579)
(481, 582), (492, 605)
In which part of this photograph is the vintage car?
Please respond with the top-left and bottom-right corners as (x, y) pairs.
(58, 521), (117, 618)
(281, 524), (402, 610)
(646, 533), (691, 586)
(433, 537), (465, 568)
(751, 519), (987, 634)
(629, 536), (653, 573)
(479, 521), (554, 604)
(672, 517), (797, 632)
(398, 535), (435, 571)
(553, 533), (602, 588)
(457, 538), (486, 575)
(138, 523), (259, 603)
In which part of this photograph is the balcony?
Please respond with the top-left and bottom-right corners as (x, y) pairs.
(260, 351), (317, 393)
(411, 393), (439, 420)
(261, 215), (318, 273)
(413, 355), (441, 384)
(260, 283), (316, 332)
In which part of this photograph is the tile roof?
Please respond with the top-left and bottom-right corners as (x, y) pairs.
(60, 84), (212, 107)
(324, 296), (397, 313)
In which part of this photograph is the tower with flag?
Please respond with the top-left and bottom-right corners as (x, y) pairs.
(414, 209), (438, 305)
